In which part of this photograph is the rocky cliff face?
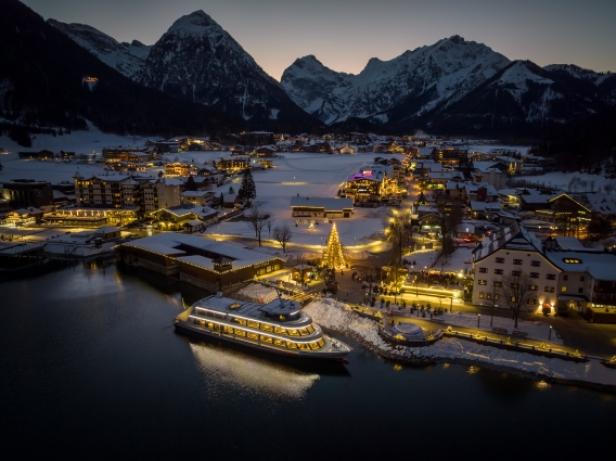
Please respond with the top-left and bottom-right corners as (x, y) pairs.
(137, 10), (318, 130)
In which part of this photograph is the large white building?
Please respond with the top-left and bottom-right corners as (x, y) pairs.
(472, 227), (616, 319)
(472, 227), (560, 310)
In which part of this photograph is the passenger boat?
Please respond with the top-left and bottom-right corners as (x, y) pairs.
(174, 294), (351, 362)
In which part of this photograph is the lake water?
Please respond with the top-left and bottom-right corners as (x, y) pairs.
(2, 262), (614, 458)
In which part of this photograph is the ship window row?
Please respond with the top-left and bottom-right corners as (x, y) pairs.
(194, 319), (324, 350)
(231, 317), (315, 336)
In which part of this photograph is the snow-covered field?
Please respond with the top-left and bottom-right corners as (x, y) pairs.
(209, 152), (401, 246)
(464, 143), (530, 155)
(1, 128), (400, 248)
(0, 125), (149, 184)
(306, 298), (616, 388)
(0, 123), (149, 155)
(517, 172), (615, 194)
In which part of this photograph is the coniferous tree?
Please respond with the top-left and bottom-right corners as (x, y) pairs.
(238, 169), (256, 204)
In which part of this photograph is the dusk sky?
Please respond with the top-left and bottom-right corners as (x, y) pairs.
(24, 0), (616, 80)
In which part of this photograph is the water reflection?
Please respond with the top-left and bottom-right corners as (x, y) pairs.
(189, 341), (320, 399)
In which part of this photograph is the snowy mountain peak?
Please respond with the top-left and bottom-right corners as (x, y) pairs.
(282, 35), (510, 125)
(438, 34), (466, 45)
(136, 9), (315, 128)
(166, 10), (220, 37)
(48, 19), (150, 79)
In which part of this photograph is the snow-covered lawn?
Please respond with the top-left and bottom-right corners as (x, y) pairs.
(432, 246), (473, 273)
(209, 152), (402, 246)
(162, 150), (235, 164)
(0, 154), (108, 184)
(0, 124), (149, 184)
(517, 172), (615, 194)
(403, 249), (440, 270)
(306, 298), (616, 388)
(0, 123), (148, 155)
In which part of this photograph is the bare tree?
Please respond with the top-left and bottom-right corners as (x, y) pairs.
(273, 224), (292, 253)
(245, 204), (269, 247)
(500, 273), (532, 329)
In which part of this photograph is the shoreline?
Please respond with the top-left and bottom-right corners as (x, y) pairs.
(305, 298), (616, 393)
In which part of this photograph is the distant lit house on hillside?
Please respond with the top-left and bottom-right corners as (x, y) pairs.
(164, 162), (198, 177)
(214, 157), (250, 174)
(102, 148), (154, 172)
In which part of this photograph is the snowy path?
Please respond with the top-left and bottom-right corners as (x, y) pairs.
(305, 299), (616, 389)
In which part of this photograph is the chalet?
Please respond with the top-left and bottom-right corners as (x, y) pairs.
(165, 162), (198, 177)
(181, 190), (214, 207)
(432, 148), (468, 168)
(150, 205), (218, 231)
(102, 148), (154, 172)
(341, 165), (401, 204)
(520, 192), (591, 237)
(214, 157), (250, 174)
(290, 196), (353, 221)
(253, 146), (276, 157)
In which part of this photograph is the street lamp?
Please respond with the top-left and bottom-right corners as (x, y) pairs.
(548, 324), (553, 341)
(477, 313), (481, 328)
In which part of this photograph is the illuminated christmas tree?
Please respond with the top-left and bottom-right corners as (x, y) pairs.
(322, 222), (347, 269)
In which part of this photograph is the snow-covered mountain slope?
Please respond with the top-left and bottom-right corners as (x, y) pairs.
(281, 35), (510, 125)
(429, 60), (609, 132)
(544, 64), (611, 85)
(48, 19), (150, 79)
(137, 10), (317, 129)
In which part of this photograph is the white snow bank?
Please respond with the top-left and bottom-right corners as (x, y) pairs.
(306, 299), (616, 388)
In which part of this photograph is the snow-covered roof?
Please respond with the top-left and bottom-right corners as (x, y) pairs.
(473, 161), (501, 172)
(121, 233), (281, 270)
(520, 193), (552, 205)
(290, 196), (353, 210)
(181, 190), (211, 198)
(469, 201), (501, 212)
(582, 193), (616, 215)
(545, 251), (616, 281)
(554, 237), (589, 252)
(155, 205), (217, 219)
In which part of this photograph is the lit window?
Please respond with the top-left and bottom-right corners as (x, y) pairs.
(563, 258), (582, 264)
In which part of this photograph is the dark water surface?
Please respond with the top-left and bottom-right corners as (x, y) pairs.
(1, 263), (614, 458)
